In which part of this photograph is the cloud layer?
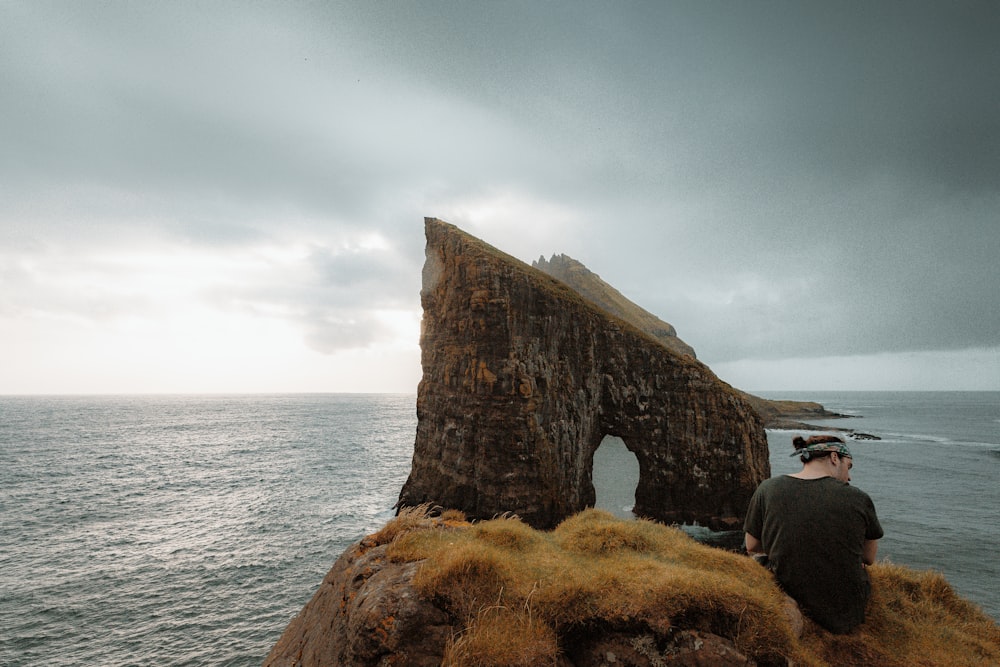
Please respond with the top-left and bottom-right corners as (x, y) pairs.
(1, 2), (997, 391)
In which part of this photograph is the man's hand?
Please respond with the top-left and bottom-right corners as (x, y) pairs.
(862, 539), (879, 565)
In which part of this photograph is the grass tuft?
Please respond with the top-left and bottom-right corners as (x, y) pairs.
(367, 504), (438, 546)
(553, 509), (657, 555)
(442, 605), (559, 666)
(411, 541), (514, 618)
(471, 517), (541, 552)
(370, 504), (471, 554)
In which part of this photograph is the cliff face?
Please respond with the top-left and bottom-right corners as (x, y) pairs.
(396, 218), (769, 530)
(263, 538), (450, 667)
(532, 253), (697, 358)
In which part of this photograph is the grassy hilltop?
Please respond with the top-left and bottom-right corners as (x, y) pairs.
(377, 508), (1000, 666)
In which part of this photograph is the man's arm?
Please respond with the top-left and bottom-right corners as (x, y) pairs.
(862, 539), (879, 565)
(745, 532), (764, 554)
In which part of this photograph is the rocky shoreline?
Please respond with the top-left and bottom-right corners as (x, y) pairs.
(739, 394), (882, 439)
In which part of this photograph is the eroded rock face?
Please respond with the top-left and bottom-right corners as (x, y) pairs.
(564, 629), (757, 666)
(533, 253), (698, 359)
(397, 218), (769, 530)
(262, 539), (452, 667)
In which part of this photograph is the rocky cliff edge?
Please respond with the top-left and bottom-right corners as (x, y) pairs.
(264, 508), (1000, 666)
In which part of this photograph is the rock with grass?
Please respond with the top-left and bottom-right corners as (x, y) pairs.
(265, 508), (1000, 666)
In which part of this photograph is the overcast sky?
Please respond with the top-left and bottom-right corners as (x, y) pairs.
(2, 1), (998, 394)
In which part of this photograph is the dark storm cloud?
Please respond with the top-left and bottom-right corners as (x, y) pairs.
(0, 2), (550, 244)
(1, 6), (382, 233)
(1, 1), (997, 366)
(327, 2), (1000, 195)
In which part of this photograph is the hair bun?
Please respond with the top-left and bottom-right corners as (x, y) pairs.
(806, 434), (845, 447)
(792, 436), (807, 450)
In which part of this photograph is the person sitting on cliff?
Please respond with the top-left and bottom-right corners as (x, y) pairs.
(743, 434), (884, 634)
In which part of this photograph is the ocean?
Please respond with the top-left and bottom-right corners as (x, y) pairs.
(1, 391), (997, 665)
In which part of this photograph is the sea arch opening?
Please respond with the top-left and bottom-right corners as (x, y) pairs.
(592, 434), (641, 519)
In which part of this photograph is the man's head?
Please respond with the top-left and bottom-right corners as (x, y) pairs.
(792, 434), (853, 482)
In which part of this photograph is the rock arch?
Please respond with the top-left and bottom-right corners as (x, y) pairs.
(397, 218), (769, 530)
(592, 435), (639, 519)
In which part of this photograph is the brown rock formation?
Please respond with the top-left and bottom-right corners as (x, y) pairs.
(266, 511), (1000, 667)
(565, 629), (758, 666)
(263, 538), (451, 667)
(396, 218), (769, 530)
(532, 253), (697, 359)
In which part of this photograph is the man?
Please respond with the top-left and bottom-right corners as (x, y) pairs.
(743, 434), (883, 634)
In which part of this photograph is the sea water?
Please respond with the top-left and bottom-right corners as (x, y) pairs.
(0, 394), (414, 667)
(1, 392), (997, 666)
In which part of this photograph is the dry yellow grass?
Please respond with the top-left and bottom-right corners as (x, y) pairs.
(367, 503), (470, 546)
(797, 563), (1000, 667)
(442, 605), (560, 666)
(383, 508), (999, 666)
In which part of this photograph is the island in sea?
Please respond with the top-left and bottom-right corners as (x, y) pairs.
(264, 218), (999, 666)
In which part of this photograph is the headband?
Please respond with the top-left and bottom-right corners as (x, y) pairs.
(790, 442), (853, 458)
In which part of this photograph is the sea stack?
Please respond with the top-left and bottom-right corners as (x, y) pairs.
(396, 218), (769, 530)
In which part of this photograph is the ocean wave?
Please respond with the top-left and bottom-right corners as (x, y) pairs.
(885, 431), (1000, 450)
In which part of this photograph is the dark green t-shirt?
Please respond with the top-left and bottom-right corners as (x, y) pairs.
(743, 475), (884, 634)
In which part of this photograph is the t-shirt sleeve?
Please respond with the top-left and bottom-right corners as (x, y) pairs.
(863, 494), (884, 540)
(744, 485), (764, 537)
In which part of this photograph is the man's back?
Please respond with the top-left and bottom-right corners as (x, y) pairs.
(744, 475), (883, 633)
